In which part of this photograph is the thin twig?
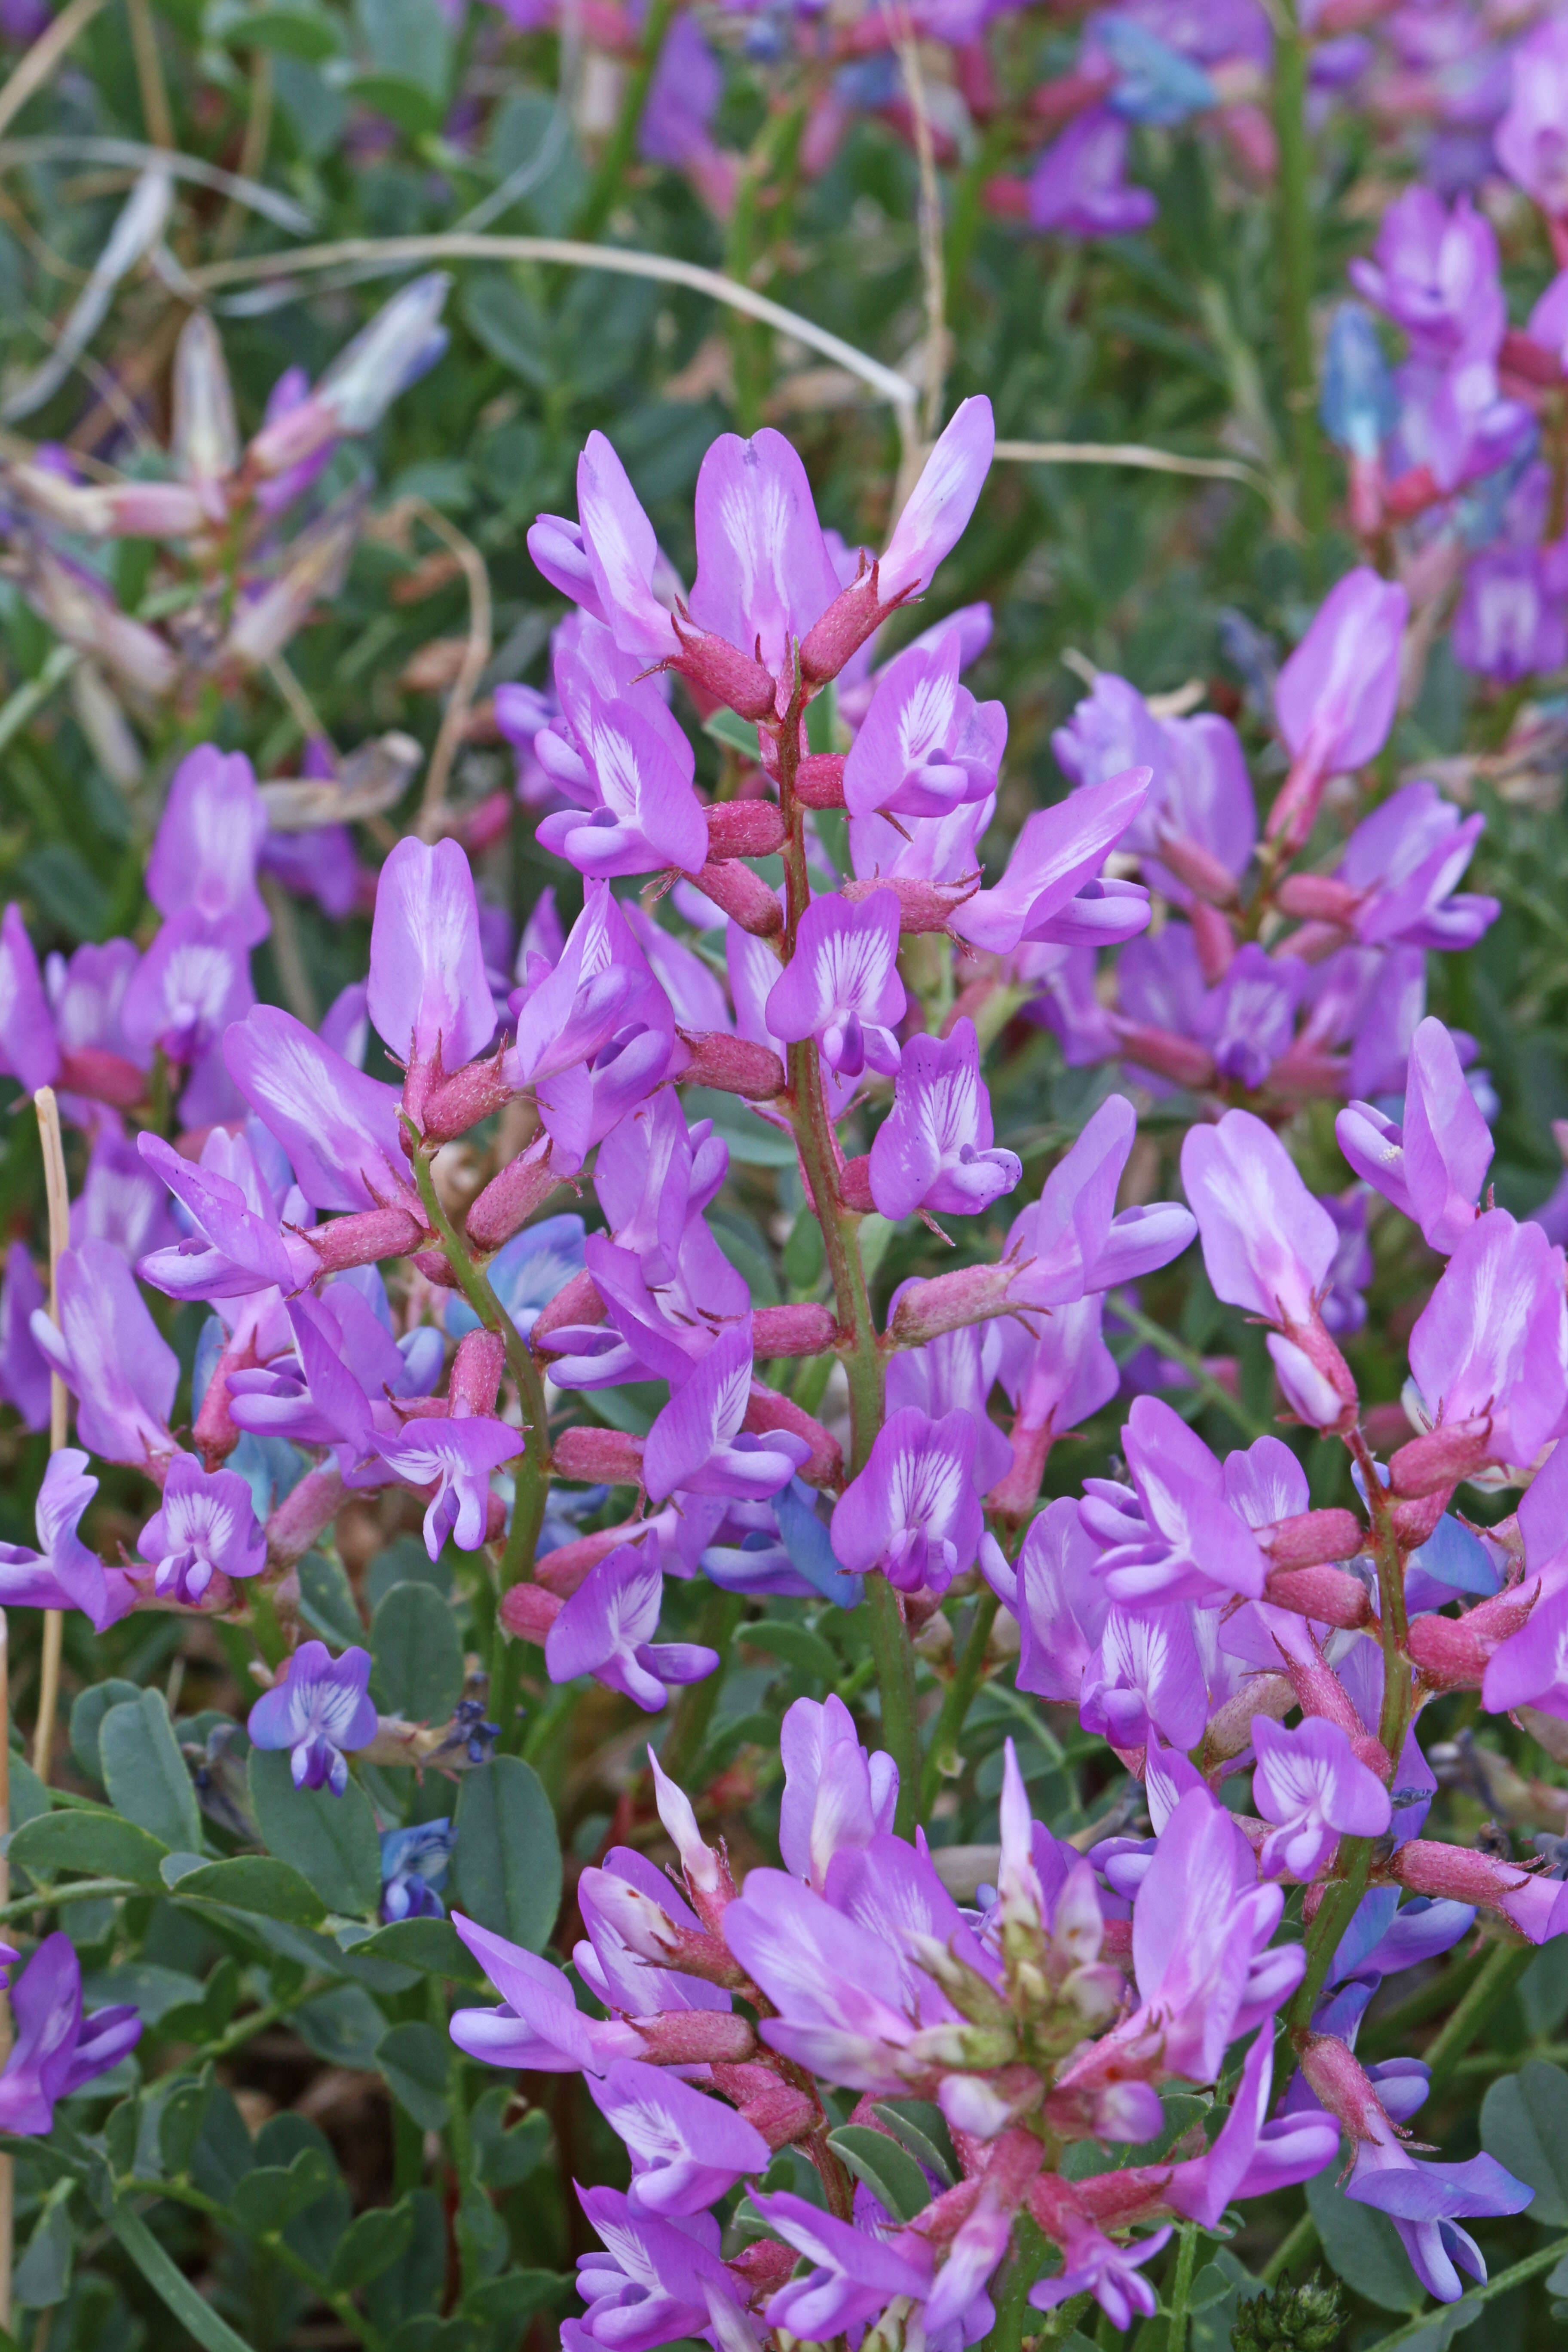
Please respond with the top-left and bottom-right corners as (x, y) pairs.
(407, 499), (493, 835)
(126, 0), (173, 151)
(882, 1), (945, 450)
(0, 0), (111, 145)
(0, 136), (312, 232)
(33, 1086), (69, 1785)
(258, 876), (320, 1029)
(213, 55), (273, 257)
(993, 437), (1302, 538)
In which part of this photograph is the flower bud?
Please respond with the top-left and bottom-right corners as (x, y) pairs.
(744, 1382), (841, 1486)
(649, 1744), (733, 1913)
(1276, 873), (1363, 925)
(55, 1046), (147, 1112)
(671, 619), (777, 720)
(938, 2075), (1017, 2140)
(839, 873), (980, 935)
(1389, 1418), (1493, 1498)
(904, 1933), (1014, 2027)
(686, 859), (784, 937)
(793, 753), (846, 808)
(499, 1580), (562, 1642)
(1406, 1585), (1537, 1691)
(450, 1329), (505, 1416)
(909, 2021), (1019, 2071)
(677, 1029), (786, 1099)
(1258, 1508), (1365, 1568)
(462, 1136), (561, 1256)
(1110, 1019), (1219, 1091)
(750, 1303), (837, 1357)
(552, 1426), (645, 1484)
(306, 1204), (429, 1273)
(1268, 1325), (1357, 1433)
(1090, 2079), (1165, 2143)
(1263, 1565), (1372, 1627)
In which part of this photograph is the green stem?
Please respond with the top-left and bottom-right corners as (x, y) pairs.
(0, 642), (77, 760)
(569, 0), (677, 243)
(1285, 1840), (1372, 2039)
(1260, 2208), (1319, 2288)
(1360, 1945), (1487, 2059)
(1422, 1940), (1536, 2095)
(1164, 2221), (1199, 2352)
(1272, 0), (1325, 539)
(866, 1569), (920, 1839)
(120, 2179), (382, 2350)
(1106, 1292), (1268, 1442)
(1357, 2236), (1568, 2352)
(409, 1139), (550, 1753)
(658, 1588), (745, 1784)
(0, 1875), (139, 1919)
(920, 1589), (998, 1814)
(985, 2214), (1048, 2352)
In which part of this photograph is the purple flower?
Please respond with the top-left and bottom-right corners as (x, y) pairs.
(122, 910), (254, 1115)
(380, 1820), (454, 1922)
(29, 1239), (177, 1466)
(544, 1541), (719, 1711)
(0, 1449), (135, 1628)
(0, 1934), (140, 2134)
(1078, 1394), (1267, 1607)
(1078, 1598), (1210, 1750)
(1335, 780), (1496, 952)
(689, 428), (845, 700)
(225, 1005), (410, 1213)
(778, 1694), (899, 1891)
(588, 2059), (768, 2216)
(756, 2193), (929, 2339)
(886, 1317), (1013, 1494)
(1193, 944), (1306, 1089)
(951, 769), (1152, 956)
(0, 1242), (51, 1430)
(1251, 1716), (1392, 1881)
(1001, 1496), (1112, 1708)
(1164, 2025), (1338, 2226)
(1271, 569), (1408, 846)
(766, 889), (904, 1080)
(829, 1407), (983, 1595)
(573, 2187), (738, 2352)
(1348, 187), (1504, 364)
(1028, 108), (1158, 237)
(842, 625), (1006, 821)
(136, 1450), (266, 1603)
(70, 1127), (177, 1264)
(719, 1867), (916, 2092)
(1029, 2214), (1169, 2333)
(1181, 1107), (1339, 1326)
(450, 1912), (644, 2074)
(246, 1639), (379, 1793)
(136, 1127), (316, 1308)
(642, 1319), (808, 1504)
(368, 836), (496, 1093)
(146, 744), (271, 947)
(1408, 1208), (1568, 1473)
(868, 1018), (1021, 1222)
(1001, 1091), (1194, 1313)
(1336, 1015), (1492, 1252)
(1453, 545), (1567, 681)
(534, 621), (707, 879)
(509, 884), (677, 1173)
(1495, 16), (1568, 216)
(374, 1414), (524, 1558)
(1345, 2098), (1533, 2303)
(0, 903), (61, 1093)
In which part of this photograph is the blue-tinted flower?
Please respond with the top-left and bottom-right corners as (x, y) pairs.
(380, 1820), (456, 1922)
(247, 1639), (379, 1794)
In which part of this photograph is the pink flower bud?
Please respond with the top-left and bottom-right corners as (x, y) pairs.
(305, 1204), (429, 1273)
(1156, 830), (1242, 906)
(194, 1333), (254, 1470)
(411, 1249), (461, 1290)
(706, 801), (786, 859)
(552, 1426), (646, 1484)
(465, 1135), (561, 1255)
(750, 1303), (836, 1357)
(631, 2010), (758, 2065)
(1277, 873), (1363, 925)
(1297, 2034), (1389, 2139)
(499, 1580), (563, 1642)
(839, 873), (981, 934)
(677, 1029), (786, 1099)
(743, 1382), (841, 1487)
(1389, 1417), (1493, 1498)
(532, 1267), (605, 1343)
(55, 1047), (147, 1112)
(1259, 1508), (1366, 1568)
(686, 859), (784, 937)
(420, 1051), (518, 1143)
(533, 1522), (635, 1598)
(799, 568), (886, 685)
(731, 2080), (819, 2149)
(888, 1261), (1015, 1348)
(670, 619), (776, 720)
(1263, 1565), (1373, 1628)
(1388, 1839), (1567, 1942)
(1190, 900), (1236, 983)
(450, 1329), (505, 1415)
(793, 753), (847, 808)
(1406, 1585), (1537, 1691)
(1110, 1019), (1219, 1090)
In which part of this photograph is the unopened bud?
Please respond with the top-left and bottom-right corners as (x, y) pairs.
(744, 1382), (840, 1487)
(1110, 1019), (1219, 1091)
(1263, 1565), (1372, 1628)
(55, 1047), (146, 1111)
(706, 801), (786, 859)
(686, 858), (784, 937)
(750, 1303), (837, 1357)
(793, 753), (846, 808)
(499, 1580), (562, 1642)
(450, 1329), (505, 1416)
(1269, 1327), (1356, 1433)
(1259, 1508), (1365, 1568)
(676, 1029), (786, 1099)
(1406, 1586), (1537, 1691)
(1090, 2079), (1164, 2143)
(1390, 1418), (1493, 1498)
(671, 619), (776, 721)
(1155, 828), (1240, 906)
(649, 1744), (731, 1910)
(1276, 873), (1363, 925)
(905, 1932), (1013, 2027)
(531, 1266), (606, 1343)
(1060, 1962), (1125, 2031)
(552, 1426), (645, 1484)
(909, 2021), (1018, 2071)
(938, 2075), (1017, 2140)
(840, 873), (980, 935)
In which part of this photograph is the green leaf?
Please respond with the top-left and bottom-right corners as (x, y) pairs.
(70, 1680), (143, 1786)
(1521, 1937), (1568, 2040)
(870, 2099), (957, 2188)
(680, 1088), (799, 1167)
(99, 1693), (202, 1854)
(826, 2125), (932, 2222)
(743, 1620), (839, 1684)
(249, 1747), (382, 1917)
(377, 2022), (450, 2129)
(298, 1549), (365, 1650)
(232, 2147), (337, 2234)
(472, 2085), (551, 2187)
(329, 2200), (416, 2291)
(294, 1984), (388, 2070)
(364, 2190), (447, 2331)
(1305, 2168), (1424, 2315)
(213, 2), (343, 59)
(83, 1963), (205, 2026)
(367, 1536), (453, 1614)
(702, 707), (760, 759)
(357, 0), (449, 89)
(462, 273), (551, 389)
(158, 2069), (214, 2178)
(451, 1757), (561, 1952)
(174, 1856), (327, 1927)
(111, 2202), (257, 2352)
(1480, 2059), (1568, 2224)
(191, 2084), (255, 2204)
(462, 2271), (570, 2327)
(355, 1918), (481, 1979)
(337, 70), (444, 136)
(15, 2180), (74, 2309)
(9, 1808), (168, 1890)
(371, 1581), (464, 1724)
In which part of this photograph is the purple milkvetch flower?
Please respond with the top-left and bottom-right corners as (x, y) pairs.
(573, 2187), (738, 2352)
(1029, 2214), (1169, 2333)
(1407, 1208), (1568, 1475)
(368, 836), (496, 1102)
(757, 2193), (929, 2340)
(841, 626), (1006, 820)
(508, 883), (677, 1172)
(0, 1935), (141, 2135)
(122, 911), (254, 1112)
(1269, 568), (1408, 851)
(70, 1127), (177, 1263)
(830, 1407), (982, 1595)
(534, 620), (707, 879)
(951, 769), (1152, 955)
(135, 1450), (266, 1603)
(1453, 546), (1568, 683)
(1077, 1394), (1267, 1607)
(544, 1542), (720, 1711)
(1337, 1015), (1492, 1252)
(868, 1018), (1022, 1222)
(642, 1319), (809, 1504)
(246, 1639), (379, 1794)
(995, 1091), (1195, 1316)
(995, 1496), (1112, 1709)
(1192, 944), (1306, 1089)
(1495, 15), (1568, 218)
(766, 888), (904, 1080)
(1332, 780), (1496, 952)
(0, 1242), (51, 1430)
(145, 744), (271, 947)
(445, 1213), (586, 1341)
(688, 427), (846, 700)
(720, 1867), (916, 2091)
(136, 1126), (317, 1311)
(380, 1820), (454, 1922)
(1078, 1596), (1211, 1751)
(778, 1693), (899, 1891)
(0, 901), (61, 1093)
(247, 274), (450, 477)
(576, 1843), (732, 2018)
(225, 1005), (410, 1213)
(1348, 187), (1504, 364)
(1028, 108), (1157, 237)
(596, 1088), (729, 1286)
(587, 2060), (769, 2217)
(30, 1239), (177, 1466)
(1053, 674), (1256, 906)
(1318, 1194), (1371, 1336)
(373, 1414), (524, 1559)
(1163, 2023), (1339, 2226)
(40, 938), (144, 1095)
(886, 1315), (1013, 1494)
(1250, 1715), (1392, 1880)
(452, 1911), (645, 2073)
(1341, 2072), (1534, 2303)
(0, 1449), (135, 1628)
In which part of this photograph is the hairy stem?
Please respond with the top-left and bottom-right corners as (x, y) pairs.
(1164, 2220), (1199, 2352)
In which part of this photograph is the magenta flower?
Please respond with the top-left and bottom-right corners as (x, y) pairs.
(778, 1693), (899, 1891)
(136, 1450), (266, 1604)
(995, 1294), (1118, 1467)
(766, 889), (905, 1080)
(841, 625), (1006, 820)
(998, 1497), (1111, 1709)
(1181, 1108), (1338, 1326)
(1495, 17), (1568, 217)
(951, 769), (1152, 956)
(122, 910), (254, 1114)
(1164, 2027), (1338, 2228)
(1335, 781), (1496, 952)
(1251, 1716), (1392, 1881)
(368, 836), (496, 1096)
(246, 1639), (379, 1794)
(451, 1911), (644, 2074)
(688, 428), (846, 695)
(543, 1542), (719, 1711)
(69, 1127), (176, 1265)
(510, 884), (678, 1172)
(372, 1414), (524, 1558)
(0, 1935), (141, 2135)
(868, 1018), (1021, 1222)
(0, 1242), (51, 1431)
(1270, 568), (1408, 850)
(1078, 1596), (1210, 1751)
(0, 1449), (135, 1628)
(757, 2193), (929, 2339)
(886, 1316), (1013, 1493)
(145, 744), (271, 947)
(1028, 108), (1157, 237)
(225, 1005), (409, 1213)
(1030, 2214), (1169, 2333)
(534, 622), (707, 878)
(1079, 1394), (1267, 1608)
(1408, 1208), (1568, 1473)
(136, 1127), (316, 1307)
(1336, 1015), (1492, 1252)
(573, 2187), (739, 2352)
(29, 1239), (177, 1466)
(1002, 1092), (1194, 1312)
(0, 901), (63, 1094)
(1193, 944), (1307, 1090)
(588, 2059), (768, 2217)
(1344, 2079), (1534, 2305)
(1348, 187), (1504, 364)
(642, 1319), (809, 1504)
(830, 1406), (982, 1595)
(1453, 548), (1568, 683)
